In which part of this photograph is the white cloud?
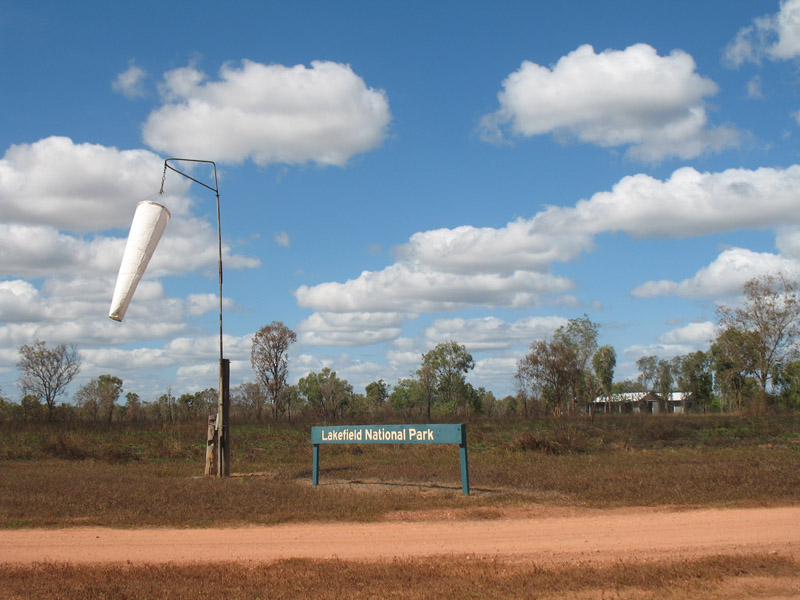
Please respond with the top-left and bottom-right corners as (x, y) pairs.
(631, 247), (799, 298)
(0, 280), (43, 323)
(296, 164), (800, 318)
(274, 231), (290, 248)
(422, 315), (567, 351)
(0, 136), (183, 232)
(746, 76), (764, 99)
(395, 220), (593, 274)
(112, 62), (147, 99)
(542, 165), (800, 239)
(143, 60), (391, 166)
(0, 218), (259, 281)
(295, 262), (572, 314)
(622, 343), (697, 361)
(481, 43), (738, 161)
(297, 312), (404, 346)
(724, 0), (800, 66)
(658, 321), (715, 345)
(79, 333), (255, 397)
(472, 356), (523, 395)
(185, 293), (236, 316)
(386, 337), (420, 371)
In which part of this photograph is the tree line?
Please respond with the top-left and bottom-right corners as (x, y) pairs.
(3, 273), (800, 424)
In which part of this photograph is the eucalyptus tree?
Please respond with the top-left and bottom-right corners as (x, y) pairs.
(251, 321), (297, 420)
(716, 273), (800, 406)
(516, 338), (581, 416)
(677, 351), (714, 412)
(710, 327), (756, 412)
(636, 355), (658, 391)
(17, 340), (81, 422)
(74, 374), (123, 423)
(298, 368), (352, 422)
(555, 316), (599, 411)
(420, 341), (475, 414)
(592, 345), (616, 399)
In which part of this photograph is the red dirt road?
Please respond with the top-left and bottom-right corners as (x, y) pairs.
(1, 507), (798, 566)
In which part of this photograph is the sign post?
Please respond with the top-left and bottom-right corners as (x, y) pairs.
(311, 424), (469, 494)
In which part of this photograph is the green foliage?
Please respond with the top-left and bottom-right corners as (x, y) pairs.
(74, 374), (123, 423)
(677, 351), (714, 412)
(298, 368), (353, 422)
(420, 341), (475, 415)
(716, 273), (800, 397)
(389, 378), (421, 417)
(365, 380), (389, 404)
(592, 345), (616, 397)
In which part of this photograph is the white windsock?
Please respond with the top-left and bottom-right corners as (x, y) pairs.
(109, 200), (171, 322)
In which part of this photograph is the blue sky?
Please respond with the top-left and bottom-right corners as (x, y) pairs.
(2, 0), (800, 401)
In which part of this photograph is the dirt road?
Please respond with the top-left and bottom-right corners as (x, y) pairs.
(1, 506), (798, 566)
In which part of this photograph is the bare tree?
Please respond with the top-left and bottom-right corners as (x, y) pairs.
(251, 321), (297, 420)
(17, 340), (81, 421)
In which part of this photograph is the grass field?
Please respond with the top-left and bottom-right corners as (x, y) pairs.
(1, 415), (798, 598)
(2, 554), (798, 599)
(1, 415), (798, 528)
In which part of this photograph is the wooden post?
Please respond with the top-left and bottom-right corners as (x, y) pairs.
(205, 415), (217, 477)
(217, 358), (230, 477)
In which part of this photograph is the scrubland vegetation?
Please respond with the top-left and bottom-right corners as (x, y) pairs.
(3, 554), (799, 600)
(1, 415), (798, 529)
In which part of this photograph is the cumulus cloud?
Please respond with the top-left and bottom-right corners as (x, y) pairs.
(0, 136), (181, 232)
(540, 165), (800, 239)
(480, 43), (738, 161)
(658, 321), (716, 345)
(725, 0), (800, 66)
(0, 134), (267, 398)
(386, 337), (420, 371)
(112, 62), (147, 99)
(0, 136), (259, 281)
(297, 312), (404, 346)
(622, 343), (697, 361)
(422, 315), (567, 351)
(472, 356), (523, 394)
(296, 262), (572, 314)
(274, 231), (290, 248)
(296, 164), (800, 317)
(81, 332), (255, 396)
(143, 60), (391, 166)
(395, 220), (593, 274)
(631, 247), (799, 298)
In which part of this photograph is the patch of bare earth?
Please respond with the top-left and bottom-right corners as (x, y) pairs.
(1, 506), (797, 566)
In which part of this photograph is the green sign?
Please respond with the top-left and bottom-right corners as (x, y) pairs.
(312, 424), (464, 445)
(311, 424), (469, 494)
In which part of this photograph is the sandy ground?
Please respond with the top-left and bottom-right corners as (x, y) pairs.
(1, 506), (798, 566)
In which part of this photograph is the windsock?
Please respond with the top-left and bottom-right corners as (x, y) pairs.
(109, 200), (171, 322)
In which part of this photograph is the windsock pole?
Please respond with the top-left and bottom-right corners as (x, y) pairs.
(109, 158), (230, 477)
(162, 158), (229, 477)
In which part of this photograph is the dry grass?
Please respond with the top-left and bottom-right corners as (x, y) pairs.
(0, 554), (797, 599)
(0, 416), (798, 528)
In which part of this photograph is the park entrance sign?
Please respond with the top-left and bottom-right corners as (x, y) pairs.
(311, 424), (470, 494)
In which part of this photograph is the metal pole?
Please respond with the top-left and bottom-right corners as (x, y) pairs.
(161, 158), (230, 477)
